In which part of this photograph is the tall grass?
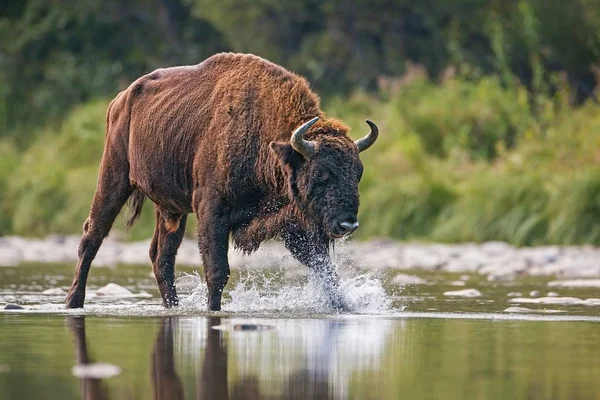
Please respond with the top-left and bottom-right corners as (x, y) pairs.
(1, 73), (600, 245)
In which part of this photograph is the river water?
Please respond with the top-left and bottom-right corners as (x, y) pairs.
(1, 262), (600, 399)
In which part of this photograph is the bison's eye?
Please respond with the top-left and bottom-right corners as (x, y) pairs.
(313, 170), (327, 182)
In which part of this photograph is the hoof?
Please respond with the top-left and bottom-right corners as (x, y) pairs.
(328, 295), (351, 313)
(207, 295), (222, 312)
(163, 296), (179, 309)
(65, 291), (85, 309)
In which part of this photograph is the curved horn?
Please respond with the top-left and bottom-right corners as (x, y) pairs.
(290, 117), (319, 157)
(355, 120), (379, 152)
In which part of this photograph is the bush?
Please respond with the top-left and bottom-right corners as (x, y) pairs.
(432, 173), (549, 245)
(3, 72), (600, 247)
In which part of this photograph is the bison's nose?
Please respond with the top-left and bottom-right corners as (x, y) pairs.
(338, 219), (359, 235)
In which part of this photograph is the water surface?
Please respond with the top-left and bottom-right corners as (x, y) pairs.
(1, 262), (600, 399)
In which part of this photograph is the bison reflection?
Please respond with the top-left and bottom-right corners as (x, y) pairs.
(68, 316), (358, 399)
(67, 317), (109, 400)
(151, 318), (185, 400)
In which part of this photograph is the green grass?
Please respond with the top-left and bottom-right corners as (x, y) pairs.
(2, 74), (600, 245)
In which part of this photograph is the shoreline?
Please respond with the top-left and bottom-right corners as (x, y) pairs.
(1, 235), (600, 281)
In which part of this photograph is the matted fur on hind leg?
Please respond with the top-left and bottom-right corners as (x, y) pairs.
(150, 208), (188, 308)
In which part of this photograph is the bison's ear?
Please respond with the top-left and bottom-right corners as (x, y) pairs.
(269, 141), (303, 167)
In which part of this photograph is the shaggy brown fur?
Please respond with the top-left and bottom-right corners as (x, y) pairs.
(65, 53), (377, 311)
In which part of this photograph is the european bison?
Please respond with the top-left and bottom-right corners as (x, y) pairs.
(65, 53), (379, 311)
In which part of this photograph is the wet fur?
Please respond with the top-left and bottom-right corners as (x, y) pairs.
(65, 53), (365, 311)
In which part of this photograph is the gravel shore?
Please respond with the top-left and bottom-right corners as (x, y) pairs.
(1, 235), (600, 281)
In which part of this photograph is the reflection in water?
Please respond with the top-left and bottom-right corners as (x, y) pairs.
(198, 316), (229, 400)
(68, 316), (394, 399)
(178, 318), (395, 399)
(152, 318), (184, 400)
(67, 317), (109, 400)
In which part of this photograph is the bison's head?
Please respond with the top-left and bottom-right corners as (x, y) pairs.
(270, 117), (378, 239)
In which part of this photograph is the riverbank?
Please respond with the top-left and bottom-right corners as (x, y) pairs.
(2, 235), (600, 281)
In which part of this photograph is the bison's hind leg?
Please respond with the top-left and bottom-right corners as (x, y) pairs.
(149, 209), (188, 308)
(65, 162), (133, 308)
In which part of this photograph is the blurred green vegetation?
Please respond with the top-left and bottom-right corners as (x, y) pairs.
(1, 0), (600, 245)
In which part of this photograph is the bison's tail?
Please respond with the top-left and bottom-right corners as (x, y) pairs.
(126, 189), (146, 229)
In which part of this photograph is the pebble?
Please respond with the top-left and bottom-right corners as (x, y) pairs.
(503, 306), (535, 313)
(507, 292), (522, 297)
(71, 363), (121, 378)
(95, 283), (134, 297)
(3, 303), (23, 310)
(93, 283), (151, 298)
(233, 324), (274, 331)
(582, 298), (600, 306)
(547, 279), (600, 288)
(509, 297), (592, 305)
(391, 273), (428, 286)
(443, 289), (482, 297)
(503, 307), (564, 314)
(212, 324), (274, 331)
(529, 291), (540, 297)
(547, 292), (559, 297)
(449, 281), (466, 286)
(2, 236), (600, 282)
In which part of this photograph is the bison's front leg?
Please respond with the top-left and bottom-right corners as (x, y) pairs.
(197, 206), (231, 312)
(283, 225), (350, 312)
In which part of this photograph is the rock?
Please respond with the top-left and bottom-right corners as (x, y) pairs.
(5, 235), (600, 281)
(449, 281), (466, 286)
(481, 241), (514, 255)
(403, 248), (444, 270)
(548, 279), (600, 288)
(486, 271), (516, 281)
(547, 292), (559, 297)
(0, 246), (21, 267)
(504, 306), (564, 314)
(233, 324), (274, 331)
(391, 273), (427, 286)
(213, 323), (274, 331)
(443, 252), (484, 272)
(582, 298), (600, 306)
(504, 306), (534, 313)
(42, 288), (67, 295)
(443, 289), (482, 297)
(483, 260), (526, 281)
(529, 291), (540, 297)
(71, 363), (121, 378)
(3, 303), (23, 310)
(95, 283), (134, 297)
(93, 283), (151, 298)
(507, 292), (522, 297)
(509, 297), (583, 305)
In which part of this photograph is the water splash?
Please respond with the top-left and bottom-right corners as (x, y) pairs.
(180, 268), (392, 314)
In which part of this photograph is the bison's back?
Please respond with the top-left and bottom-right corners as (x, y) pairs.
(117, 53), (321, 213)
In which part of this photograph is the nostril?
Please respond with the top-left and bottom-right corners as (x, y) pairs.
(339, 220), (359, 233)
